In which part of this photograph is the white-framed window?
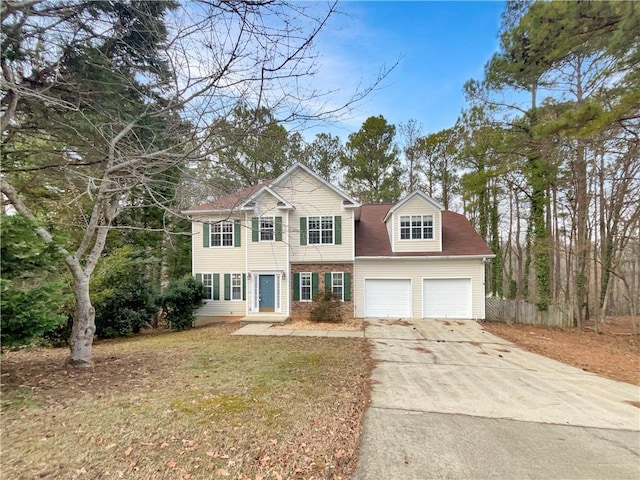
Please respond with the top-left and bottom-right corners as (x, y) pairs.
(331, 272), (344, 300)
(308, 215), (334, 244)
(203, 273), (213, 300)
(300, 272), (312, 301)
(211, 221), (234, 246)
(259, 217), (274, 241)
(231, 273), (243, 300)
(400, 215), (434, 240)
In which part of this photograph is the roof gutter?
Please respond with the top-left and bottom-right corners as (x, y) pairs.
(181, 208), (235, 215)
(355, 254), (496, 261)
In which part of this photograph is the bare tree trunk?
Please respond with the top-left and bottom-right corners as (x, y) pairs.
(68, 269), (96, 366)
(515, 191), (524, 299)
(552, 183), (561, 302)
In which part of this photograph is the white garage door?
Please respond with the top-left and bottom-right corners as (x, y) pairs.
(423, 278), (472, 319)
(365, 279), (411, 318)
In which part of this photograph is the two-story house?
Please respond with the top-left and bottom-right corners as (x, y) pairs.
(184, 162), (494, 323)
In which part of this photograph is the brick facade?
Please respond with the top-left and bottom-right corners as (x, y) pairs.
(290, 263), (354, 321)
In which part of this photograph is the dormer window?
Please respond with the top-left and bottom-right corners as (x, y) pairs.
(400, 215), (433, 240)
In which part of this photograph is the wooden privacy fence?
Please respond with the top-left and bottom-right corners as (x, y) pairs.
(485, 298), (574, 328)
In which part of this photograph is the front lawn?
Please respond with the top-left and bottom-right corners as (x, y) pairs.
(1, 323), (371, 479)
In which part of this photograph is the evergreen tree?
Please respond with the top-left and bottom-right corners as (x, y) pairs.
(341, 115), (402, 203)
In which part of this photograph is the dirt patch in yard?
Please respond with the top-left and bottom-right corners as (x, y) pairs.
(1, 323), (372, 479)
(483, 316), (639, 386)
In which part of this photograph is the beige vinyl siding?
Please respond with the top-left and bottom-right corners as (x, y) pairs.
(192, 216), (246, 273)
(197, 299), (245, 317)
(354, 257), (486, 319)
(272, 168), (354, 263)
(245, 193), (289, 316)
(192, 216), (247, 317)
(391, 195), (442, 253)
(247, 193), (288, 271)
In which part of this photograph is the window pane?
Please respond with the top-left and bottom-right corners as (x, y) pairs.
(309, 231), (320, 244)
(300, 272), (311, 301)
(211, 222), (234, 247)
(331, 272), (343, 299)
(260, 217), (274, 241)
(423, 216), (433, 239)
(308, 216), (334, 245)
(231, 273), (242, 300)
(203, 274), (213, 300)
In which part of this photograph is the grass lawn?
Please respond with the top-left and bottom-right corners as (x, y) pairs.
(1, 323), (372, 479)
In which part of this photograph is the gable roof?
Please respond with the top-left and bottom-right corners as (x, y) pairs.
(239, 185), (294, 210)
(382, 190), (443, 223)
(183, 162), (361, 215)
(271, 162), (361, 207)
(356, 204), (494, 257)
(183, 180), (271, 214)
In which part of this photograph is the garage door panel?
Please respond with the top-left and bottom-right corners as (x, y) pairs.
(365, 279), (411, 318)
(423, 278), (471, 319)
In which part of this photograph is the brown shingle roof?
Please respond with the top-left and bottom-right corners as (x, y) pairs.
(188, 180), (271, 212)
(355, 204), (494, 257)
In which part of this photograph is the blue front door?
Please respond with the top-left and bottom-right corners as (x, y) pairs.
(258, 275), (275, 312)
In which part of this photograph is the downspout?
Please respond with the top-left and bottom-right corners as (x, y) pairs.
(245, 212), (250, 316)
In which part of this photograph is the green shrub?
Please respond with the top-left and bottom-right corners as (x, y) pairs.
(94, 274), (158, 338)
(0, 214), (70, 348)
(309, 290), (343, 323)
(40, 316), (73, 348)
(90, 246), (159, 339)
(1, 279), (68, 348)
(160, 276), (204, 331)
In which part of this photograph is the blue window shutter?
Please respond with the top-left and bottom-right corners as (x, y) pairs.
(203, 223), (210, 247)
(299, 217), (307, 245)
(234, 219), (241, 247)
(213, 274), (220, 300)
(324, 272), (331, 293)
(335, 216), (342, 245)
(312, 273), (319, 299)
(242, 273), (246, 300)
(195, 273), (202, 282)
(275, 216), (282, 241)
(252, 217), (259, 242)
(344, 272), (351, 301)
(293, 273), (300, 301)
(224, 274), (231, 300)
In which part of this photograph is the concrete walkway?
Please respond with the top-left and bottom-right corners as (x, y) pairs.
(353, 318), (640, 479)
(231, 322), (365, 338)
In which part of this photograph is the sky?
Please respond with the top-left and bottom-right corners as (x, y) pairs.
(303, 1), (506, 141)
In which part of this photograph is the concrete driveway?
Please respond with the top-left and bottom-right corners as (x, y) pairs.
(353, 319), (640, 480)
